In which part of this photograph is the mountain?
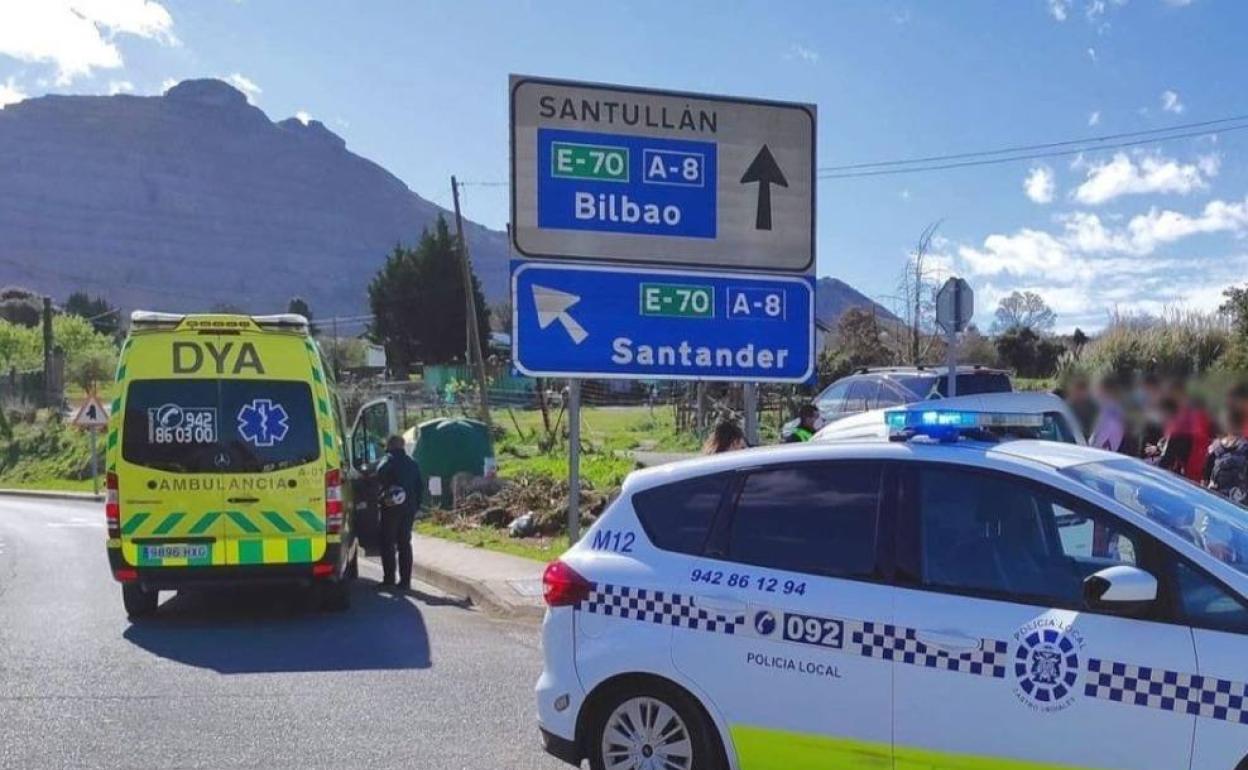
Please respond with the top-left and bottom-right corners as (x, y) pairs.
(814, 277), (897, 328)
(0, 79), (890, 331)
(0, 79), (509, 319)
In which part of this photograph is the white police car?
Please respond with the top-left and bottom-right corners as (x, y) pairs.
(536, 410), (1248, 770)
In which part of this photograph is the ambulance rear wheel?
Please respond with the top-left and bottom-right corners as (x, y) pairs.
(587, 680), (724, 770)
(121, 584), (158, 618)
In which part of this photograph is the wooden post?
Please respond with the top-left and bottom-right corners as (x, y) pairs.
(450, 176), (492, 426)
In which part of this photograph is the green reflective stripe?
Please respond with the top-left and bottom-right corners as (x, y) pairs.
(238, 539), (263, 564)
(323, 431), (334, 448)
(287, 538), (312, 563)
(120, 512), (150, 535)
(261, 510), (295, 533)
(317, 397), (329, 415)
(188, 511), (220, 535)
(730, 726), (1103, 770)
(295, 509), (323, 532)
(151, 512), (186, 535)
(116, 364), (127, 380)
(225, 510), (261, 534)
(107, 430), (118, 449)
(311, 366), (323, 383)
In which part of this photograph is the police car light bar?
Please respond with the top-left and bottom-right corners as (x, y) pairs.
(885, 409), (1046, 442)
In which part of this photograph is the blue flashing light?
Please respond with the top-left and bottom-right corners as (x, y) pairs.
(885, 409), (1046, 442)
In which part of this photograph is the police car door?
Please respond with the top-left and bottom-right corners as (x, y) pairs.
(671, 461), (896, 769)
(891, 464), (1197, 770)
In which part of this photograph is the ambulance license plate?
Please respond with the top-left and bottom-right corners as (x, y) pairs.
(140, 544), (209, 561)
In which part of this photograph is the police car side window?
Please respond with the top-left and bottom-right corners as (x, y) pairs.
(632, 474), (730, 556)
(726, 463), (883, 578)
(1174, 561), (1248, 635)
(917, 467), (1142, 607)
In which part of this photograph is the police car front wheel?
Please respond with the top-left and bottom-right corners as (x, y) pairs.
(587, 682), (724, 770)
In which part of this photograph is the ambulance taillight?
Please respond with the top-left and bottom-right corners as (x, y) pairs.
(325, 468), (343, 534)
(105, 471), (120, 538)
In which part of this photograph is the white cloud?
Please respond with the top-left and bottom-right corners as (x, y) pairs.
(0, 76), (26, 108)
(1024, 166), (1056, 204)
(1048, 0), (1070, 20)
(1125, 198), (1248, 254)
(899, 188), (911, 201)
(1163, 0), (1194, 6)
(1072, 151), (1216, 205)
(785, 43), (819, 64)
(1087, 47), (1097, 63)
(1161, 89), (1184, 114)
(0, 0), (177, 85)
(1088, 110), (1101, 127)
(225, 72), (261, 102)
(107, 79), (134, 95)
(160, 77), (178, 93)
(295, 110), (312, 125)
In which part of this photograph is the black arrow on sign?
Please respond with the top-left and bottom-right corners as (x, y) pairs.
(739, 144), (788, 231)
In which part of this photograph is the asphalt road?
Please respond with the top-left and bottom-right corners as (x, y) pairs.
(0, 497), (568, 770)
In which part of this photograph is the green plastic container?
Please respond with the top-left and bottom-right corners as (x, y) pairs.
(411, 417), (495, 508)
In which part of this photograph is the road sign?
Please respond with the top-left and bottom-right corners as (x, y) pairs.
(936, 277), (974, 334)
(512, 261), (814, 382)
(510, 75), (815, 273)
(71, 393), (109, 430)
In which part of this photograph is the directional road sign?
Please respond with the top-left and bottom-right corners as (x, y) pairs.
(510, 75), (815, 273)
(71, 393), (109, 431)
(512, 261), (814, 382)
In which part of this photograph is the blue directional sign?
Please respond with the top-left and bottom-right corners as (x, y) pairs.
(512, 262), (814, 383)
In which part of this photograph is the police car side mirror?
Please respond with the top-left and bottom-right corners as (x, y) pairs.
(1083, 565), (1158, 614)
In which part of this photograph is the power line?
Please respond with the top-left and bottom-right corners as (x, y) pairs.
(817, 123), (1248, 180)
(818, 112), (1248, 172)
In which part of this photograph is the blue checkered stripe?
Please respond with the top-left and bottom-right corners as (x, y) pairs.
(1085, 659), (1248, 725)
(847, 620), (1010, 679)
(577, 583), (746, 634)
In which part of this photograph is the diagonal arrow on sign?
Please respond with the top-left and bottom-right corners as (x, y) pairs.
(532, 284), (588, 344)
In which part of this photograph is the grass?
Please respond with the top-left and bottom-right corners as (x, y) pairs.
(416, 520), (569, 562)
(0, 476), (102, 493)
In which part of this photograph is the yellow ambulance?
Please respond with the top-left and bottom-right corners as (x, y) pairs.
(104, 312), (397, 617)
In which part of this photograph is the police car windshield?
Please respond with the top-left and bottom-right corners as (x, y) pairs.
(894, 372), (1012, 399)
(122, 379), (320, 473)
(1063, 458), (1248, 576)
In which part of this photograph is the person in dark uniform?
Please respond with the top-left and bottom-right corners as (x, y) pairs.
(375, 435), (423, 591)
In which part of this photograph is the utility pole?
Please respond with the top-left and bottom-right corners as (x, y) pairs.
(451, 175), (492, 426)
(41, 297), (53, 407)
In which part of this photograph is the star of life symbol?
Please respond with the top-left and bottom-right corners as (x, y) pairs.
(237, 399), (290, 447)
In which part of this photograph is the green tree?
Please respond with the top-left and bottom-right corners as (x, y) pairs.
(367, 216), (490, 370)
(995, 326), (1065, 378)
(286, 296), (319, 335)
(64, 291), (120, 337)
(992, 291), (1056, 333)
(0, 287), (42, 328)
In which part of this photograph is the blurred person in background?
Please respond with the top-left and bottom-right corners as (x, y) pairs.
(1151, 379), (1213, 483)
(1063, 374), (1099, 441)
(703, 419), (747, 454)
(1204, 386), (1248, 503)
(1089, 375), (1131, 454)
(785, 403), (821, 443)
(1136, 373), (1165, 456)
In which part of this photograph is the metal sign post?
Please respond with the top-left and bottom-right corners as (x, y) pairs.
(70, 392), (110, 496)
(567, 379), (581, 542)
(743, 383), (759, 446)
(935, 278), (974, 399)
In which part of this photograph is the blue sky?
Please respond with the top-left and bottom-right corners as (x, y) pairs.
(2, 0), (1245, 331)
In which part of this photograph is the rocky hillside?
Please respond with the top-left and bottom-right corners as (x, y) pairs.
(0, 79), (509, 318)
(0, 79), (890, 328)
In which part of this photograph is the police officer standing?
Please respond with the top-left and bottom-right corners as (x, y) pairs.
(375, 435), (423, 592)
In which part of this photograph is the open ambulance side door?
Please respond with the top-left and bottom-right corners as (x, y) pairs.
(348, 397), (398, 554)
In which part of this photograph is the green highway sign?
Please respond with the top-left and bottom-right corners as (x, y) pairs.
(639, 283), (714, 319)
(551, 141), (629, 182)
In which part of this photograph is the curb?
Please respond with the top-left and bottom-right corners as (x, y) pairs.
(0, 488), (103, 502)
(411, 560), (545, 623)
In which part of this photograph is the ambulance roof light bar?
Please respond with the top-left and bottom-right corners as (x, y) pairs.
(885, 409), (1046, 443)
(130, 311), (309, 332)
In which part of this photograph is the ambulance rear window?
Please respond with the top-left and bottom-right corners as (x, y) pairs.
(122, 379), (320, 473)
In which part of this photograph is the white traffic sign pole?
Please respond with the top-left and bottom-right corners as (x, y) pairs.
(567, 379), (581, 542)
(743, 383), (759, 446)
(946, 328), (958, 399)
(90, 428), (99, 496)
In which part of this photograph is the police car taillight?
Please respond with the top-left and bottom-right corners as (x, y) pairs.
(105, 471), (120, 538)
(542, 560), (592, 607)
(885, 409), (1046, 442)
(325, 469), (343, 534)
